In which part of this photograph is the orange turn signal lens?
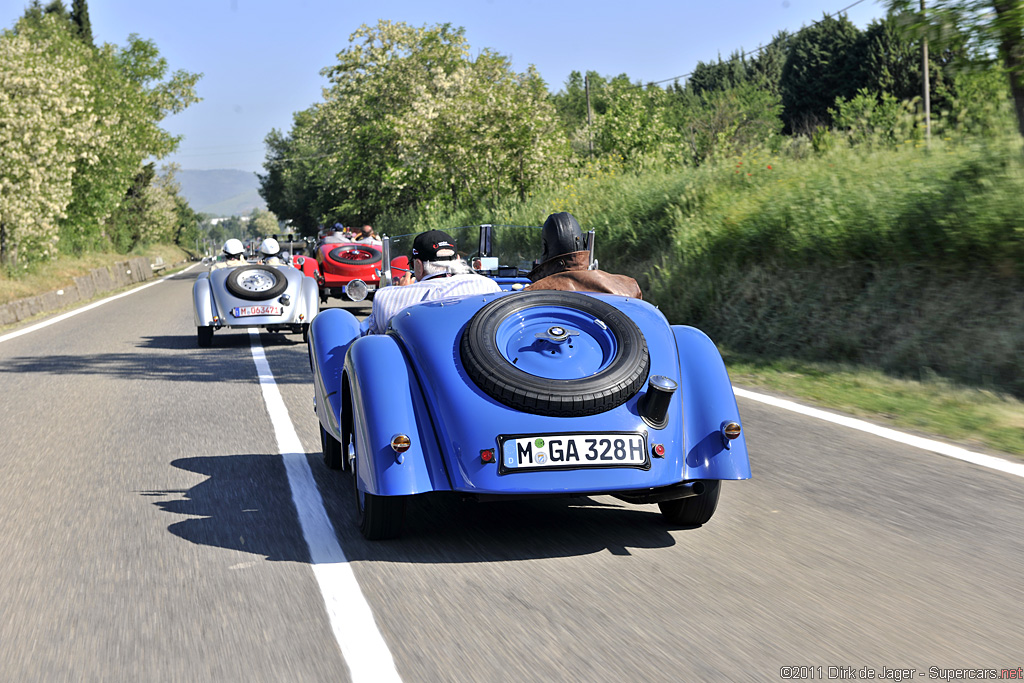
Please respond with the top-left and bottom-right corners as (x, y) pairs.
(390, 434), (411, 453)
(722, 422), (742, 440)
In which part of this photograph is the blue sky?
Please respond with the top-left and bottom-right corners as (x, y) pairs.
(5, 0), (886, 174)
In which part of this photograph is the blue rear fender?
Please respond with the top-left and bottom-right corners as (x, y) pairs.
(673, 325), (752, 480)
(344, 334), (450, 497)
(309, 308), (361, 438)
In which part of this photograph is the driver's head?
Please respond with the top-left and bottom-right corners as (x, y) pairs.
(539, 212), (583, 264)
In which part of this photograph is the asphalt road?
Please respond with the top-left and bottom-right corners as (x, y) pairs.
(1, 268), (1021, 682)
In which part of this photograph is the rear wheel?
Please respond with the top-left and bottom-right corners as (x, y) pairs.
(658, 480), (721, 527)
(321, 424), (343, 470)
(351, 437), (406, 540)
(197, 326), (213, 347)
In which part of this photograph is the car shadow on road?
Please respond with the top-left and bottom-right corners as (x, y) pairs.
(155, 453), (683, 564)
(139, 331), (308, 351)
(0, 335), (311, 384)
(146, 454), (313, 562)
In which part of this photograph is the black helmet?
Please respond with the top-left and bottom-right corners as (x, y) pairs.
(539, 212), (583, 264)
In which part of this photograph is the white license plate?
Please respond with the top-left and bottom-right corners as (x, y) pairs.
(232, 305), (282, 317)
(499, 432), (649, 472)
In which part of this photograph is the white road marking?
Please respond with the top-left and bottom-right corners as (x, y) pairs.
(733, 387), (1024, 479)
(0, 264), (199, 345)
(247, 329), (402, 682)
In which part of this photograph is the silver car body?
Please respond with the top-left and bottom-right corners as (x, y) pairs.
(193, 263), (319, 333)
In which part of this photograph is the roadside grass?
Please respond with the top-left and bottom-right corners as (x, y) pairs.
(0, 244), (190, 306)
(723, 350), (1024, 458)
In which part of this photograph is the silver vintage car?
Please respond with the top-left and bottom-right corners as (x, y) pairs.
(192, 262), (319, 347)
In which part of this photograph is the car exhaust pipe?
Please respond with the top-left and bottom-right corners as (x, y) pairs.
(613, 480), (707, 504)
(638, 375), (677, 429)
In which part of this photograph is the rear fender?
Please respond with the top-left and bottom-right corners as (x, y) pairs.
(310, 308), (361, 439)
(193, 276), (217, 327)
(673, 325), (752, 480)
(345, 334), (449, 497)
(299, 277), (319, 323)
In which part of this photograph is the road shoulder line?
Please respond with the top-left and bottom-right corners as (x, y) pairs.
(0, 264), (199, 344)
(733, 386), (1024, 479)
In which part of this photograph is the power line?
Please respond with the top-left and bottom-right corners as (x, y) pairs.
(630, 0), (871, 90)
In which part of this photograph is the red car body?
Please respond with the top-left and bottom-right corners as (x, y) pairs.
(290, 253), (320, 280)
(314, 240), (410, 303)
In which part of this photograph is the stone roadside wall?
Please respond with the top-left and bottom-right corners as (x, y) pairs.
(0, 256), (159, 327)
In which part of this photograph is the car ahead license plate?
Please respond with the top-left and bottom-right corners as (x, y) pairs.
(232, 305), (282, 317)
(499, 432), (649, 472)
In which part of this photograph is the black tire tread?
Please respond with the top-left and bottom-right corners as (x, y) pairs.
(197, 326), (213, 347)
(225, 265), (288, 301)
(321, 425), (343, 470)
(658, 480), (721, 527)
(328, 245), (382, 266)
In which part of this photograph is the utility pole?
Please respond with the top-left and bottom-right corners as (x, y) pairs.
(921, 0), (931, 146)
(585, 73), (594, 157)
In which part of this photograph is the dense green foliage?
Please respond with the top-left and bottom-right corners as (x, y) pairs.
(260, 21), (569, 232)
(887, 0), (1024, 136)
(0, 1), (200, 270)
(262, 9), (1012, 235)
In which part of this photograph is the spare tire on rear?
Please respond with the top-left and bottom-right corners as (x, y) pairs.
(225, 265), (288, 301)
(460, 291), (649, 417)
(328, 245), (382, 265)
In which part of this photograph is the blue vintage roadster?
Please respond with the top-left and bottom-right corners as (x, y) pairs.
(309, 225), (751, 539)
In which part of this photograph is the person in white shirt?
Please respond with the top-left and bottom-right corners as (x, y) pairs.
(366, 229), (502, 334)
(354, 224), (382, 246)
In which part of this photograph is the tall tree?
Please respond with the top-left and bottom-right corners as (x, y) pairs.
(277, 20), (570, 223)
(780, 14), (867, 133)
(887, 0), (1024, 137)
(0, 15), (97, 266)
(70, 0), (92, 46)
(687, 52), (749, 96)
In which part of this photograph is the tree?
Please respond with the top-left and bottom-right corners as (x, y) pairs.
(590, 84), (681, 169)
(70, 0), (92, 46)
(672, 83), (784, 165)
(687, 52), (749, 96)
(270, 20), (571, 223)
(886, 0), (1024, 138)
(780, 14), (867, 133)
(0, 15), (97, 266)
(550, 70), (635, 155)
(248, 208), (280, 237)
(61, 35), (199, 254)
(258, 108), (326, 235)
(747, 31), (791, 98)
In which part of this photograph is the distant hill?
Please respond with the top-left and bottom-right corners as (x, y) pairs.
(176, 169), (267, 217)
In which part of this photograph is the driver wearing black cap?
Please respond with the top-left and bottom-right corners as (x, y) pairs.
(366, 229), (501, 334)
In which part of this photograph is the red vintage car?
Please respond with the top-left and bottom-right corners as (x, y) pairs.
(290, 252), (321, 281)
(314, 238), (409, 304)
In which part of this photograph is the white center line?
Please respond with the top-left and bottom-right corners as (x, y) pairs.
(247, 329), (402, 683)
